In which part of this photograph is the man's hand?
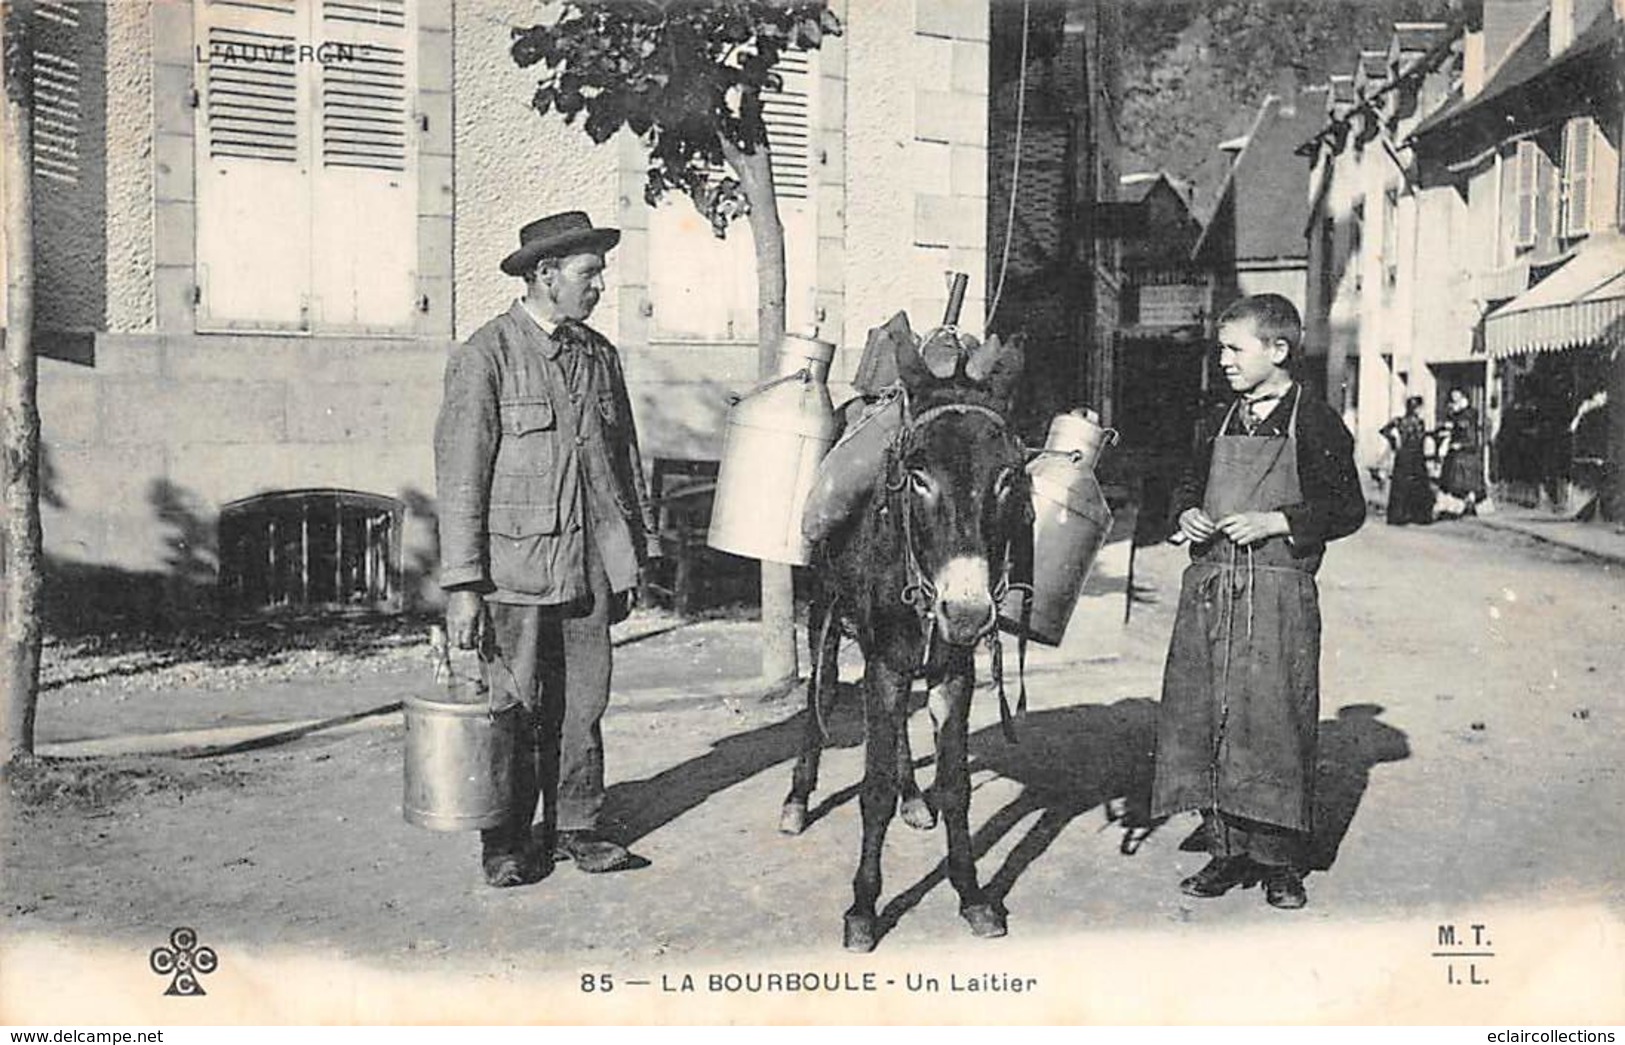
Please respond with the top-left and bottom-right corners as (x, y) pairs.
(1178, 507), (1219, 544)
(1216, 511), (1290, 547)
(445, 590), (487, 650)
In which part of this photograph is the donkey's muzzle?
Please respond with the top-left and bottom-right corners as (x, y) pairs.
(933, 556), (997, 646)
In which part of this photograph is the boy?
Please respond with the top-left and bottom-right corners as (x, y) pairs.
(1151, 294), (1365, 909)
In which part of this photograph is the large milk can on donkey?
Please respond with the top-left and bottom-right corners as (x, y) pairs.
(706, 332), (841, 566)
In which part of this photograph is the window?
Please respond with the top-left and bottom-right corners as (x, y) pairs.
(1560, 117), (1594, 239)
(647, 50), (818, 342)
(218, 489), (403, 612)
(194, 0), (418, 334)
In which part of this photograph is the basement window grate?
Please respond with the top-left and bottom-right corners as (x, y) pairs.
(218, 489), (403, 613)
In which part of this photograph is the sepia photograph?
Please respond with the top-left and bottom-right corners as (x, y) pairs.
(1, 0), (1622, 1027)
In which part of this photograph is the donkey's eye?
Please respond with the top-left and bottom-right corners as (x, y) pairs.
(907, 469), (935, 496)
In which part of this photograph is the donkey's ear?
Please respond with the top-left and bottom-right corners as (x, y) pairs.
(968, 332), (1025, 408)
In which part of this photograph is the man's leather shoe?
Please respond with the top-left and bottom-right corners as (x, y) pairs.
(553, 830), (635, 874)
(1178, 857), (1259, 898)
(1262, 866), (1308, 909)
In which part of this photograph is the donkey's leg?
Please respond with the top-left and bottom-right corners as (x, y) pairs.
(934, 662), (1005, 938)
(781, 592), (841, 835)
(845, 662), (905, 953)
(779, 678), (826, 835)
(897, 692), (937, 831)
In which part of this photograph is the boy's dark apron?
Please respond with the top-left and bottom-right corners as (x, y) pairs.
(1152, 394), (1321, 834)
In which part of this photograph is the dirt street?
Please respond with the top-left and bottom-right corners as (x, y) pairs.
(3, 519), (1623, 1024)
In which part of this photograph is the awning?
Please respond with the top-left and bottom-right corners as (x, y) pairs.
(1486, 233), (1625, 357)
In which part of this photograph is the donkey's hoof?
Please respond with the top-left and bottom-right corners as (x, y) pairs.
(899, 793), (937, 831)
(843, 912), (879, 953)
(778, 801), (809, 836)
(961, 903), (1008, 939)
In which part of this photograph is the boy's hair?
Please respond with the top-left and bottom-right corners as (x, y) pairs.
(1217, 294), (1303, 366)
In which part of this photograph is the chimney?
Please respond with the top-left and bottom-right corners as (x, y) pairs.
(1481, 0), (1546, 73)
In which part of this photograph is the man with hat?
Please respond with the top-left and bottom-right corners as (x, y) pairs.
(435, 211), (657, 886)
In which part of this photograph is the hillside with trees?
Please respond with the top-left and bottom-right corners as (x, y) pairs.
(1120, 0), (1461, 206)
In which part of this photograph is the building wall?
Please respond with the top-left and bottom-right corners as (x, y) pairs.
(1235, 265), (1308, 320)
(39, 335), (446, 620)
(107, 0), (156, 333)
(847, 0), (989, 354)
(38, 0), (459, 621)
(451, 0), (622, 342)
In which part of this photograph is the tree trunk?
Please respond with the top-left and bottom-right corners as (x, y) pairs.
(1, 0), (43, 764)
(721, 135), (799, 694)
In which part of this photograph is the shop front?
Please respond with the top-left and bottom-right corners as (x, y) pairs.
(1486, 234), (1625, 517)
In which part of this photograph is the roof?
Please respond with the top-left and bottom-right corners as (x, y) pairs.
(1191, 91), (1321, 265)
(1410, 10), (1552, 140)
(1118, 173), (1165, 204)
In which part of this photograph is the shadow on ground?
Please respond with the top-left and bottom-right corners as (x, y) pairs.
(597, 689), (1412, 944)
(1307, 703), (1411, 872)
(602, 682), (867, 844)
(873, 698), (1163, 938)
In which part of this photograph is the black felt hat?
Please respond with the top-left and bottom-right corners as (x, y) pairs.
(500, 211), (621, 276)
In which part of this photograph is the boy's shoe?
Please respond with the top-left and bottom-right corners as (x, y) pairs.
(553, 830), (636, 873)
(1178, 857), (1259, 898)
(1262, 866), (1308, 909)
(482, 852), (536, 888)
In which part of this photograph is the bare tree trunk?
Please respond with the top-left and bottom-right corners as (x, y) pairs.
(721, 135), (798, 694)
(1, 0), (42, 764)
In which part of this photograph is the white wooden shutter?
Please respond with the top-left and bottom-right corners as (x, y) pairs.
(195, 0), (312, 331)
(309, 0), (417, 333)
(1562, 117), (1593, 238)
(1515, 140), (1537, 248)
(32, 0), (84, 186)
(648, 199), (759, 341)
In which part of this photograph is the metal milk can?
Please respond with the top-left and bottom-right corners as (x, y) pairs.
(707, 333), (840, 566)
(402, 626), (518, 831)
(1000, 408), (1116, 646)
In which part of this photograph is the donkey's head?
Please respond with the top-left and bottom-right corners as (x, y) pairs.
(887, 330), (1029, 647)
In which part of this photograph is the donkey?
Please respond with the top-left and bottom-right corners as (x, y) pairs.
(780, 332), (1030, 953)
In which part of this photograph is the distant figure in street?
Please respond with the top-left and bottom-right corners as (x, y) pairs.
(1438, 388), (1487, 515)
(1381, 395), (1434, 525)
(1152, 294), (1365, 910)
(435, 211), (658, 887)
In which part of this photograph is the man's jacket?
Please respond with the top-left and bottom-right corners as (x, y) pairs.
(434, 301), (655, 604)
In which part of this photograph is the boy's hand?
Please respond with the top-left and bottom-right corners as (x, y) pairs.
(1216, 511), (1290, 547)
(1178, 507), (1218, 543)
